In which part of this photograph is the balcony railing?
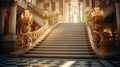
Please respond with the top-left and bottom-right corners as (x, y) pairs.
(18, 0), (27, 9)
(28, 3), (49, 19)
(28, 3), (60, 25)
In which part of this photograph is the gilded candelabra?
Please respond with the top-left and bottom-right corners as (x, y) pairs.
(16, 9), (33, 50)
(91, 7), (104, 31)
(91, 7), (104, 24)
(20, 9), (33, 34)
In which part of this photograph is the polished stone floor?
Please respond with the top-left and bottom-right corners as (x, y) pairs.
(0, 55), (120, 67)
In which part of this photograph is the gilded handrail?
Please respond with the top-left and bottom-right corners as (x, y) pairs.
(16, 23), (48, 50)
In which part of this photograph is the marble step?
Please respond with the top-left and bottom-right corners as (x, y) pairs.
(22, 23), (96, 58)
(41, 40), (90, 42)
(22, 54), (97, 58)
(37, 43), (91, 47)
(57, 25), (85, 27)
(40, 43), (90, 45)
(49, 34), (87, 37)
(40, 42), (90, 45)
(33, 47), (92, 50)
(48, 34), (88, 38)
(46, 36), (88, 39)
(34, 46), (92, 49)
(57, 25), (86, 27)
(43, 38), (89, 41)
(48, 35), (88, 36)
(31, 48), (93, 51)
(48, 32), (87, 34)
(26, 51), (95, 55)
(55, 28), (85, 29)
(50, 31), (87, 33)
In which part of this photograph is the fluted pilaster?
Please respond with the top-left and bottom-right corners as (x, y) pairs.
(116, 3), (120, 40)
(0, 10), (5, 37)
(3, 1), (17, 54)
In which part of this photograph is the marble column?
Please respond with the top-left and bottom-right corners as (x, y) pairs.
(83, 0), (86, 9)
(106, 0), (110, 5)
(40, 2), (44, 9)
(94, 0), (97, 7)
(43, 0), (50, 10)
(82, 0), (85, 22)
(80, 0), (84, 22)
(69, 3), (71, 22)
(0, 9), (5, 54)
(78, 3), (80, 22)
(86, 0), (89, 7)
(83, 0), (90, 22)
(92, 0), (95, 8)
(4, 2), (17, 54)
(116, 3), (120, 40)
(60, 0), (63, 15)
(89, 0), (92, 9)
(49, 1), (52, 11)
(55, 1), (60, 11)
(0, 9), (5, 38)
(63, 0), (66, 21)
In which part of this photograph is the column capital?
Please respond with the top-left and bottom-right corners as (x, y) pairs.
(11, 0), (18, 6)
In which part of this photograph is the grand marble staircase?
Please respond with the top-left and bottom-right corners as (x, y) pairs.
(22, 23), (96, 58)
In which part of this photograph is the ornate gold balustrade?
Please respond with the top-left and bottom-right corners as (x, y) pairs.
(85, 6), (120, 57)
(15, 1), (60, 52)
(92, 30), (115, 48)
(86, 20), (119, 57)
(16, 22), (48, 50)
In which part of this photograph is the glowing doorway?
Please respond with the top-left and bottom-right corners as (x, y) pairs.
(65, 0), (83, 23)
(72, 12), (78, 23)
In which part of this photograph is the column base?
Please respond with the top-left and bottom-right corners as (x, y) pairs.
(0, 35), (4, 54)
(3, 35), (16, 54)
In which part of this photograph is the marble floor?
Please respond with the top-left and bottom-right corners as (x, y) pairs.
(0, 55), (120, 67)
